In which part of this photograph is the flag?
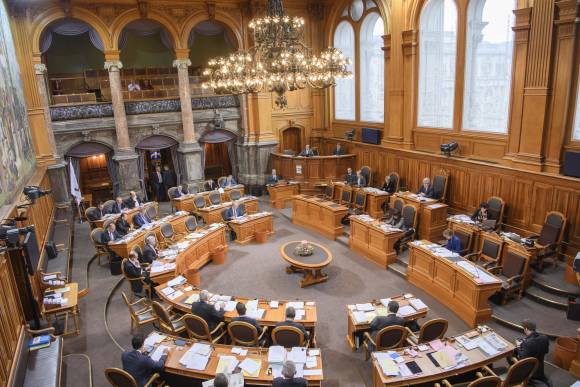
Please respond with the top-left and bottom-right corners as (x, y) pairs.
(69, 161), (82, 205)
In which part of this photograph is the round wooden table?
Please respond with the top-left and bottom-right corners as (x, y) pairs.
(280, 241), (333, 287)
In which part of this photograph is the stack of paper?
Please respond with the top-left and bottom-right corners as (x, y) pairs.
(432, 350), (456, 369)
(239, 358), (261, 377)
(356, 303), (375, 312)
(144, 332), (166, 347)
(374, 353), (399, 376)
(167, 276), (186, 287)
(216, 355), (239, 373)
(179, 343), (212, 371)
(287, 301), (305, 309)
(224, 300), (238, 312)
(268, 345), (286, 364)
(160, 287), (175, 296)
(379, 298), (392, 307)
(168, 290), (184, 300)
(397, 305), (416, 317)
(288, 347), (307, 364)
(409, 299), (427, 310)
(246, 308), (265, 319)
(294, 309), (306, 320)
(184, 294), (200, 304)
(150, 345), (170, 361)
(352, 311), (368, 324)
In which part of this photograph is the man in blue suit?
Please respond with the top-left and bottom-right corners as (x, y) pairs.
(133, 207), (151, 229)
(223, 201), (246, 221)
(417, 177), (434, 198)
(122, 334), (167, 387)
(443, 228), (462, 253)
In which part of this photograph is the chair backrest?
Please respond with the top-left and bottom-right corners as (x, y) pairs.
(389, 172), (400, 192)
(146, 205), (157, 220)
(85, 206), (99, 220)
(209, 191), (222, 205)
(480, 234), (503, 262)
(221, 209), (230, 221)
(432, 173), (448, 201)
(502, 251), (527, 278)
(103, 200), (116, 214)
(194, 195), (206, 209)
(229, 190), (242, 201)
(184, 314), (211, 341)
(144, 232), (157, 245)
(185, 216), (197, 232)
(341, 187), (352, 204)
(104, 367), (137, 387)
(503, 357), (538, 386)
(541, 211), (566, 245)
(91, 228), (105, 245)
(419, 318), (448, 343)
(188, 184), (199, 194)
(376, 325), (408, 350)
(324, 185), (334, 199)
(271, 326), (305, 347)
(393, 198), (404, 213)
(354, 191), (366, 208)
(160, 223), (174, 239)
(467, 376), (502, 387)
(167, 186), (178, 199)
(455, 229), (472, 252)
(228, 321), (258, 346)
(402, 205), (418, 229)
(360, 166), (372, 187)
(151, 301), (173, 330)
(121, 292), (138, 317)
(217, 176), (227, 187)
(487, 197), (504, 222)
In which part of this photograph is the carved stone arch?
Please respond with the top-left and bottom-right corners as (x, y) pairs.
(179, 11), (244, 51)
(110, 9), (183, 51)
(134, 133), (180, 150)
(197, 127), (240, 143)
(63, 139), (115, 157)
(31, 7), (112, 55)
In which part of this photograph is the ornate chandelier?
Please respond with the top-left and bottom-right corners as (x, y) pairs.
(202, 0), (352, 109)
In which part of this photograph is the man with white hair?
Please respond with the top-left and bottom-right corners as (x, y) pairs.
(417, 177), (434, 198)
(133, 206), (151, 228)
(190, 290), (225, 331)
(142, 235), (158, 264)
(273, 360), (307, 387)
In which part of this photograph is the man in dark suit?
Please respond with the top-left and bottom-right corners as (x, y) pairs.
(220, 175), (237, 188)
(190, 290), (225, 331)
(355, 170), (367, 187)
(125, 191), (143, 209)
(111, 197), (126, 214)
(515, 320), (550, 385)
(299, 144), (314, 157)
(381, 175), (396, 194)
(232, 302), (262, 334)
(88, 202), (105, 221)
(149, 165), (165, 202)
(266, 169), (282, 186)
(273, 361), (307, 387)
(443, 228), (462, 254)
(122, 334), (167, 387)
(223, 201), (246, 221)
(367, 301), (406, 351)
(333, 143), (345, 156)
(417, 177), (434, 198)
(115, 213), (131, 236)
(133, 207), (151, 229)
(205, 179), (218, 191)
(162, 165), (176, 191)
(345, 168), (356, 185)
(124, 251), (152, 297)
(102, 222), (122, 261)
(275, 307), (309, 340)
(171, 185), (187, 199)
(142, 236), (159, 264)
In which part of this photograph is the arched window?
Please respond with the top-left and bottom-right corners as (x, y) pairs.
(417, 0), (458, 129)
(360, 13), (385, 122)
(463, 0), (515, 133)
(334, 21), (356, 121)
(573, 79), (580, 141)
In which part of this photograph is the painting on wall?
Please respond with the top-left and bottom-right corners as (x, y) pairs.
(0, 0), (35, 210)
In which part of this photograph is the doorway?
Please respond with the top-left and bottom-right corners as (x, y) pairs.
(135, 135), (181, 201)
(281, 127), (302, 154)
(203, 142), (232, 180)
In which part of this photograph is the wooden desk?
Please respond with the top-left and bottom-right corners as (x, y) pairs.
(156, 332), (324, 385)
(197, 197), (259, 225)
(407, 241), (502, 327)
(171, 185), (246, 212)
(155, 281), (318, 332)
(292, 195), (348, 240)
(94, 201), (158, 228)
(364, 189), (390, 218)
(448, 215), (488, 255)
(228, 212), (274, 244)
(371, 328), (515, 386)
(391, 193), (448, 242)
(280, 241), (333, 288)
(349, 215), (404, 269)
(346, 294), (429, 351)
(267, 183), (300, 209)
(41, 282), (80, 337)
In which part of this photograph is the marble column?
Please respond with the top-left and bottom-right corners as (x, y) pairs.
(35, 63), (70, 206)
(104, 60), (131, 150)
(173, 58), (195, 142)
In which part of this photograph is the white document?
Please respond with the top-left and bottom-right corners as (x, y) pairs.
(288, 347), (307, 364)
(144, 333), (166, 347)
(185, 353), (209, 370)
(271, 363), (283, 378)
(409, 298), (427, 310)
(224, 300), (238, 312)
(303, 369), (323, 376)
(245, 299), (259, 311)
(168, 290), (184, 300)
(238, 358), (260, 375)
(308, 349), (320, 356)
(287, 301), (305, 309)
(191, 342), (212, 356)
(475, 338), (499, 356)
(269, 300), (279, 308)
(216, 355), (239, 374)
(306, 356), (317, 368)
(161, 287), (175, 296)
(268, 345), (286, 364)
(167, 276), (186, 287)
(356, 303), (375, 312)
(379, 298), (392, 307)
(246, 308), (265, 320)
(294, 309), (306, 320)
(397, 305), (416, 317)
(231, 347), (248, 356)
(352, 311), (369, 324)
(150, 345), (169, 362)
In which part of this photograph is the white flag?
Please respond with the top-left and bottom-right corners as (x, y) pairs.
(69, 161), (82, 205)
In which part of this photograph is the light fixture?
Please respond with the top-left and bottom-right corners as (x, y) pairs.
(202, 0), (352, 109)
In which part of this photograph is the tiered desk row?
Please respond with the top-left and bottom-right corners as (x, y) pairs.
(291, 195), (348, 240)
(349, 215), (404, 268)
(172, 185), (247, 213)
(94, 201), (158, 229)
(390, 192), (449, 242)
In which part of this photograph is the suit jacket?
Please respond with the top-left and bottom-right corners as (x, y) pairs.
(333, 147), (345, 155)
(369, 313), (406, 338)
(382, 181), (396, 194)
(162, 170), (176, 188)
(417, 185), (434, 198)
(232, 315), (262, 333)
(389, 217), (404, 230)
(445, 235), (462, 253)
(220, 178), (238, 188)
(355, 175), (366, 187)
(111, 202), (126, 214)
(471, 208), (492, 222)
(124, 260), (145, 293)
(133, 213), (151, 228)
(223, 205), (246, 221)
(205, 181), (218, 191)
(88, 209), (104, 221)
(299, 149), (314, 157)
(116, 219), (130, 236)
(142, 244), (158, 264)
(345, 173), (357, 185)
(101, 230), (121, 244)
(125, 197), (143, 209)
(274, 320), (309, 339)
(272, 377), (308, 387)
(149, 171), (163, 186)
(121, 349), (166, 387)
(190, 301), (225, 331)
(516, 332), (549, 380)
(266, 175), (282, 185)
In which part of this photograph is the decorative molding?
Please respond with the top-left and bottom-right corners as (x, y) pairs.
(138, 0), (148, 18)
(81, 130), (92, 142)
(104, 60), (123, 72)
(206, 0), (216, 19)
(51, 103), (114, 121)
(34, 63), (47, 75)
(525, 0), (555, 88)
(173, 59), (192, 69)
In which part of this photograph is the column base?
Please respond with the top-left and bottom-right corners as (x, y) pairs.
(237, 140), (279, 195)
(113, 151), (142, 197)
(178, 142), (204, 184)
(510, 152), (545, 172)
(47, 162), (70, 207)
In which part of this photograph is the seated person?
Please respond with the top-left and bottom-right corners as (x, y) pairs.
(123, 251), (153, 295)
(443, 228), (461, 253)
(205, 179), (218, 191)
(273, 361), (307, 387)
(190, 290), (225, 331)
(115, 213), (131, 236)
(417, 177), (434, 198)
(392, 209), (415, 254)
(125, 191), (143, 209)
(88, 202), (105, 221)
(471, 202), (491, 222)
(355, 170), (366, 187)
(213, 373), (229, 387)
(232, 302), (262, 333)
(111, 196), (126, 214)
(387, 209), (404, 229)
(298, 144), (314, 157)
(172, 184), (188, 199)
(266, 168), (282, 185)
(345, 168), (356, 185)
(381, 175), (396, 194)
(333, 143), (345, 156)
(122, 334), (167, 387)
(514, 320), (550, 385)
(368, 301), (406, 349)
(275, 306), (309, 340)
(142, 235), (159, 264)
(224, 200), (245, 221)
(127, 80), (141, 91)
(133, 207), (151, 229)
(102, 222), (121, 244)
(220, 175), (237, 188)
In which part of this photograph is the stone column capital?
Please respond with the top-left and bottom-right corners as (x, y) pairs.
(34, 63), (47, 74)
(173, 59), (192, 69)
(104, 60), (123, 72)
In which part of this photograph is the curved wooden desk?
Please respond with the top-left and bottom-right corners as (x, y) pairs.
(280, 241), (332, 287)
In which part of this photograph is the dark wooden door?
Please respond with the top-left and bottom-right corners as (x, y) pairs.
(282, 127), (301, 154)
(204, 142), (232, 180)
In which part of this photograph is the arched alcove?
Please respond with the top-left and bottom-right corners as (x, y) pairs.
(198, 130), (239, 180)
(135, 135), (181, 201)
(280, 127), (303, 155)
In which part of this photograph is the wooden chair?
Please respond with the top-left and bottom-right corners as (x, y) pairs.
(487, 197), (505, 228)
(340, 186), (353, 206)
(167, 186), (178, 200)
(105, 367), (164, 387)
(90, 228), (109, 265)
(529, 211), (567, 270)
(271, 326), (309, 348)
(432, 171), (449, 202)
(146, 204), (158, 220)
(479, 357), (538, 387)
(407, 318), (448, 345)
(193, 195), (207, 219)
(388, 172), (400, 192)
(229, 189), (242, 201)
(151, 301), (186, 335)
(121, 259), (153, 300)
(350, 190), (367, 215)
(184, 216), (198, 233)
(103, 199), (116, 214)
(217, 176), (227, 188)
(121, 292), (156, 333)
(317, 184), (334, 201)
(465, 232), (504, 269)
(455, 228), (474, 256)
(159, 223), (175, 248)
(360, 165), (372, 187)
(85, 207), (100, 229)
(436, 375), (502, 387)
(186, 183), (199, 195)
(39, 270), (67, 291)
(398, 205), (419, 251)
(362, 325), (408, 360)
(488, 250), (529, 304)
(227, 321), (268, 347)
(183, 314), (226, 343)
(393, 197), (404, 214)
(209, 191), (222, 205)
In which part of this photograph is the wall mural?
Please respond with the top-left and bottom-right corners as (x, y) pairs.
(0, 0), (35, 209)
